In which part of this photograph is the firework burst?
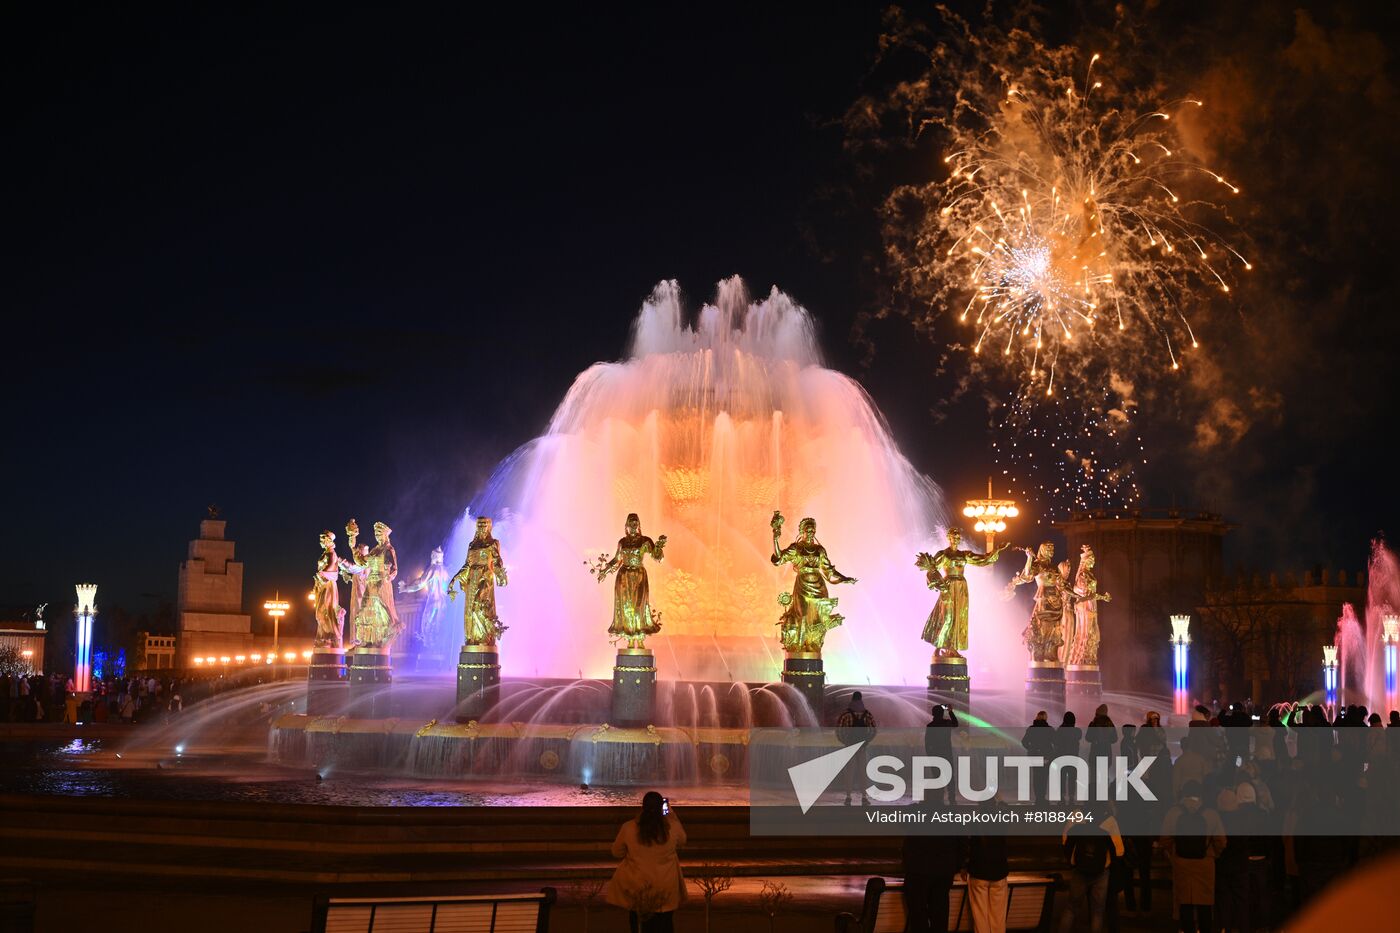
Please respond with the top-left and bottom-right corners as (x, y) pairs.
(879, 21), (1248, 398)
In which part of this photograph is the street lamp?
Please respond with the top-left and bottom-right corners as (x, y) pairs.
(263, 594), (290, 659)
(962, 477), (1019, 554)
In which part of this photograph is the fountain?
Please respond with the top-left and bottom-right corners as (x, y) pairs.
(255, 278), (1162, 785)
(1333, 540), (1400, 710)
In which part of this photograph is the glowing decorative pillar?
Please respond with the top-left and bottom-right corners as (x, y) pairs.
(1170, 615), (1191, 717)
(74, 584), (97, 694)
(1323, 645), (1339, 708)
(1383, 614), (1399, 710)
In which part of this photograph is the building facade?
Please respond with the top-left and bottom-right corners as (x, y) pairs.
(0, 620), (46, 673)
(1055, 508), (1231, 692)
(176, 517), (253, 665)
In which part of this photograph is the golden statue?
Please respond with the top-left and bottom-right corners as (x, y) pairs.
(1066, 545), (1112, 666)
(1057, 558), (1076, 663)
(448, 516), (509, 647)
(916, 528), (1007, 659)
(1007, 542), (1066, 664)
(312, 530), (345, 650)
(770, 512), (856, 653)
(592, 513), (667, 649)
(342, 519), (402, 648)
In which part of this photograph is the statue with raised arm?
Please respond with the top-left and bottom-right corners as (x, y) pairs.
(771, 512), (857, 653)
(312, 530), (346, 649)
(448, 516), (509, 647)
(1007, 542), (1067, 664)
(590, 513), (667, 649)
(399, 546), (449, 648)
(916, 527), (1008, 659)
(342, 519), (402, 648)
(1066, 545), (1112, 666)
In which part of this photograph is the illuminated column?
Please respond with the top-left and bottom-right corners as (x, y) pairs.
(1322, 645), (1339, 708)
(1170, 615), (1191, 717)
(1383, 614), (1399, 710)
(74, 584), (97, 694)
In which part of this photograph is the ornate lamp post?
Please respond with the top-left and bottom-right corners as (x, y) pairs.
(73, 584), (97, 694)
(1170, 614), (1191, 717)
(263, 595), (290, 660)
(962, 477), (1019, 555)
(1322, 644), (1339, 708)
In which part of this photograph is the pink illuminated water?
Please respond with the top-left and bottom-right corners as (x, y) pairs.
(446, 278), (1031, 686)
(1334, 540), (1400, 710)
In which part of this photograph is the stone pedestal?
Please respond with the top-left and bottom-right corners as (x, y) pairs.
(610, 648), (657, 728)
(347, 646), (392, 719)
(456, 644), (501, 722)
(1025, 662), (1066, 713)
(781, 651), (826, 717)
(1066, 664), (1102, 698)
(306, 647), (347, 716)
(928, 655), (971, 711)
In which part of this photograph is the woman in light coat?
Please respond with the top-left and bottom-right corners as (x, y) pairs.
(607, 791), (687, 932)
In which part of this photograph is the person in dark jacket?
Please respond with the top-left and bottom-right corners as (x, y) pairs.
(1086, 704), (1118, 800)
(902, 829), (965, 933)
(1022, 710), (1055, 804)
(925, 704), (959, 805)
(1053, 711), (1084, 804)
(966, 798), (1011, 932)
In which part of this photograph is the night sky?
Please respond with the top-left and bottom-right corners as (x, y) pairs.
(9, 3), (1400, 633)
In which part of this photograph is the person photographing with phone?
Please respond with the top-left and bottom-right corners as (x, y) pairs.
(607, 790), (687, 931)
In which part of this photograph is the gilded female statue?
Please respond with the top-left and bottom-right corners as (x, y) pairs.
(1007, 542), (1066, 664)
(448, 516), (509, 647)
(916, 527), (1007, 658)
(593, 513), (667, 649)
(1066, 545), (1112, 666)
(312, 530), (345, 649)
(342, 519), (402, 648)
(771, 512), (857, 653)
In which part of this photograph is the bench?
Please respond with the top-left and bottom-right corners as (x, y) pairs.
(310, 889), (556, 933)
(835, 874), (1055, 933)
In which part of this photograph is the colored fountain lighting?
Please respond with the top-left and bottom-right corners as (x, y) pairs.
(1323, 644), (1339, 707)
(73, 584), (97, 694)
(1383, 613), (1399, 703)
(1170, 614), (1191, 716)
(963, 477), (1019, 554)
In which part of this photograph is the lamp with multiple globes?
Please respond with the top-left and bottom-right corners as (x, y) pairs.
(263, 594), (291, 659)
(961, 477), (1020, 554)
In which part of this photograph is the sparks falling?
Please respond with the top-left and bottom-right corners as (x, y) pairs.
(938, 51), (1248, 394)
(866, 12), (1252, 401)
